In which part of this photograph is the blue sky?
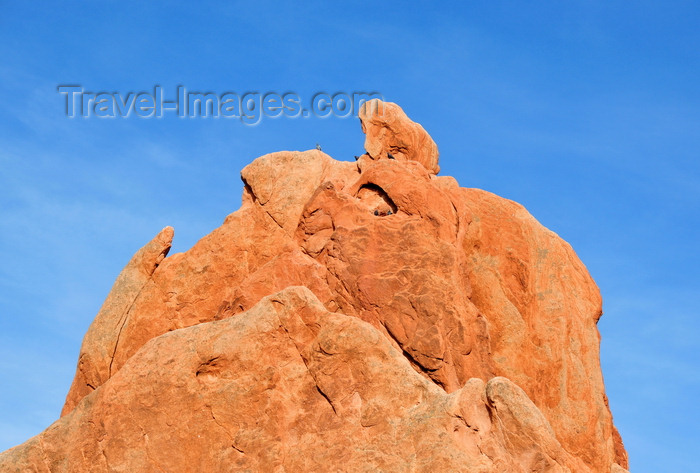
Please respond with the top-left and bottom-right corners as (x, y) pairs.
(0, 1), (698, 470)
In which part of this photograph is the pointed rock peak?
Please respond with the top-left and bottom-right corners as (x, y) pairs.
(2, 102), (629, 473)
(358, 99), (440, 175)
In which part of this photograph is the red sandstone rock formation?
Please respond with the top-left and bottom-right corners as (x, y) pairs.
(0, 100), (628, 472)
(359, 100), (440, 174)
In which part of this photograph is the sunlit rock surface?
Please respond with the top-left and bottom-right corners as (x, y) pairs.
(1, 101), (628, 473)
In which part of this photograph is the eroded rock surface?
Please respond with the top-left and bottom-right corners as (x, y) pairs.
(358, 99), (440, 174)
(1, 101), (628, 472)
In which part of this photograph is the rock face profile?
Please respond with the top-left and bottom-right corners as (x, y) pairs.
(0, 99), (628, 472)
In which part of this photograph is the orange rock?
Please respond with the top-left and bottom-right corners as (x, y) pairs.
(1, 100), (628, 472)
(359, 99), (440, 174)
(61, 225), (174, 416)
(0, 288), (626, 473)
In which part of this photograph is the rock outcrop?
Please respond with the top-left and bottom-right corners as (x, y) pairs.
(359, 99), (440, 174)
(0, 100), (628, 472)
